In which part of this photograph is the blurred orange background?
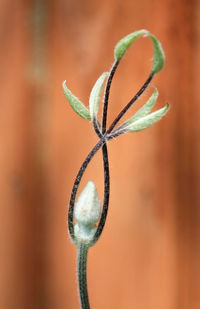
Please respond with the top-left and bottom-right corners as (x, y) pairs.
(0, 0), (199, 308)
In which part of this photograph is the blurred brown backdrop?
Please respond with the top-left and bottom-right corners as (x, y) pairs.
(0, 0), (199, 308)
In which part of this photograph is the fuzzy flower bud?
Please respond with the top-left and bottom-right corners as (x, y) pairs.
(74, 181), (101, 244)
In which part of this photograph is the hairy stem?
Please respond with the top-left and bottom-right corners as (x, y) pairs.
(102, 60), (119, 133)
(77, 244), (90, 309)
(92, 143), (110, 244)
(92, 118), (103, 138)
(92, 60), (120, 243)
(69, 72), (154, 242)
(68, 137), (107, 241)
(107, 71), (154, 133)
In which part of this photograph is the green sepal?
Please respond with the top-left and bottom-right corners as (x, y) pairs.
(89, 72), (108, 120)
(125, 87), (159, 125)
(126, 103), (169, 132)
(114, 29), (149, 61)
(62, 80), (91, 120)
(148, 34), (165, 73)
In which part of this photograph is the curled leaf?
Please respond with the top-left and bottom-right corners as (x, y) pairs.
(89, 72), (108, 120)
(62, 80), (91, 120)
(114, 29), (149, 61)
(148, 34), (165, 74)
(126, 103), (169, 132)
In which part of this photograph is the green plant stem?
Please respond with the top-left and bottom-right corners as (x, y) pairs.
(77, 243), (90, 309)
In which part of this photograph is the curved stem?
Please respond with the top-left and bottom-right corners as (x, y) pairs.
(91, 60), (120, 243)
(92, 117), (103, 139)
(69, 72), (154, 242)
(77, 244), (90, 309)
(102, 60), (119, 133)
(92, 143), (110, 244)
(107, 72), (154, 134)
(68, 137), (107, 241)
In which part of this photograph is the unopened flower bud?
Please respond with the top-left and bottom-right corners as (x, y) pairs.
(74, 181), (101, 244)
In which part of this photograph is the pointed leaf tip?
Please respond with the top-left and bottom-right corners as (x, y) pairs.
(125, 87), (159, 126)
(148, 34), (165, 74)
(62, 80), (91, 120)
(89, 72), (108, 120)
(114, 29), (149, 61)
(126, 103), (169, 132)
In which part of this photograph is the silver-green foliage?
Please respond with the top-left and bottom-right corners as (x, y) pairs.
(63, 29), (167, 135)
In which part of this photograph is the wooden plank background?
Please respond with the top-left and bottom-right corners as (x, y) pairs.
(0, 0), (199, 308)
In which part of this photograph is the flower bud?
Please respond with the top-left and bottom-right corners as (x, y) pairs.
(74, 181), (101, 226)
(74, 181), (101, 245)
(74, 224), (97, 245)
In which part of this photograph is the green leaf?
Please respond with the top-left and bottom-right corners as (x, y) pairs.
(62, 80), (91, 120)
(126, 103), (169, 132)
(125, 87), (159, 125)
(114, 29), (149, 61)
(89, 72), (108, 120)
(148, 34), (165, 74)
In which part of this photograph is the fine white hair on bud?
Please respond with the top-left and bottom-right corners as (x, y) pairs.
(74, 181), (101, 245)
(74, 224), (97, 245)
(74, 181), (101, 227)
